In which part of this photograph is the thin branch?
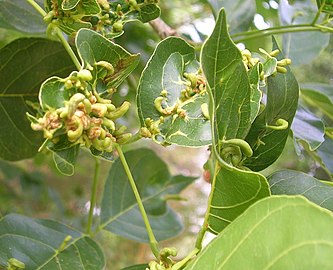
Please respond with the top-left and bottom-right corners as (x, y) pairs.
(149, 18), (179, 39)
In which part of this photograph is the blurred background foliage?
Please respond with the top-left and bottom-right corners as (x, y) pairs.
(1, 0), (333, 268)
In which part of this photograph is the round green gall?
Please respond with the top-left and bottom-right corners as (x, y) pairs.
(77, 69), (93, 81)
(113, 21), (124, 32)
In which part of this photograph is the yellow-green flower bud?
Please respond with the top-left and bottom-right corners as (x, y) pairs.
(97, 0), (110, 10)
(140, 127), (152, 138)
(95, 61), (115, 75)
(117, 133), (132, 144)
(113, 125), (127, 136)
(67, 123), (83, 142)
(276, 66), (287, 74)
(201, 103), (210, 120)
(103, 118), (116, 131)
(77, 69), (93, 81)
(113, 21), (123, 32)
(106, 101), (130, 120)
(277, 58), (292, 67)
(91, 103), (108, 117)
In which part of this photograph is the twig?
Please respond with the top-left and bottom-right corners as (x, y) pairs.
(149, 18), (179, 39)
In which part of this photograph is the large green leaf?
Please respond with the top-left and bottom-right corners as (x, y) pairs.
(0, 38), (76, 161)
(317, 136), (333, 173)
(269, 170), (333, 211)
(206, 0), (255, 33)
(301, 83), (333, 120)
(291, 106), (325, 151)
(279, 0), (330, 66)
(185, 196), (333, 270)
(0, 0), (46, 34)
(244, 38), (299, 171)
(76, 28), (140, 89)
(201, 8), (252, 143)
(0, 214), (105, 270)
(208, 166), (270, 233)
(100, 148), (195, 242)
(137, 37), (211, 147)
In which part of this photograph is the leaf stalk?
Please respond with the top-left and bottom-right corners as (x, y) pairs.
(115, 144), (160, 259)
(86, 157), (101, 235)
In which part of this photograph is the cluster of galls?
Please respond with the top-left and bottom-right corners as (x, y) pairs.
(241, 48), (292, 80)
(143, 71), (207, 139)
(30, 69), (132, 153)
(94, 0), (160, 35)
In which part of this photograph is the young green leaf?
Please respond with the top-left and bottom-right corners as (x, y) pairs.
(0, 38), (75, 161)
(244, 38), (299, 171)
(76, 28), (140, 90)
(0, 214), (105, 270)
(137, 37), (211, 147)
(201, 8), (252, 142)
(100, 148), (196, 242)
(208, 166), (270, 233)
(185, 196), (333, 270)
(269, 170), (333, 211)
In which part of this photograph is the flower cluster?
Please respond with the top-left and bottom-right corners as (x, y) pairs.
(29, 69), (132, 154)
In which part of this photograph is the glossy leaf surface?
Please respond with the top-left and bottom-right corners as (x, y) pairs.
(291, 106), (325, 151)
(0, 38), (75, 161)
(185, 196), (333, 270)
(201, 8), (252, 142)
(0, 214), (105, 270)
(137, 37), (211, 146)
(208, 166), (270, 233)
(244, 38), (299, 171)
(0, 0), (46, 34)
(269, 170), (333, 211)
(100, 148), (195, 242)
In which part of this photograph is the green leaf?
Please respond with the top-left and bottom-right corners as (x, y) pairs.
(244, 38), (299, 171)
(301, 83), (333, 120)
(0, 214), (105, 270)
(47, 136), (80, 176)
(109, 1), (160, 24)
(317, 136), (333, 173)
(0, 38), (76, 161)
(280, 0), (330, 66)
(206, 0), (255, 33)
(39, 76), (71, 110)
(100, 148), (196, 242)
(76, 28), (140, 89)
(185, 196), (333, 270)
(201, 8), (252, 142)
(291, 106), (325, 151)
(208, 166), (270, 233)
(62, 0), (81, 10)
(0, 0), (46, 34)
(248, 63), (262, 123)
(269, 170), (333, 211)
(138, 4), (161, 23)
(121, 264), (148, 270)
(137, 37), (211, 147)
